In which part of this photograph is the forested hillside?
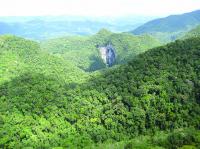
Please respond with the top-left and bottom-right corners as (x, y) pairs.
(131, 10), (200, 43)
(0, 35), (88, 85)
(132, 10), (200, 34)
(182, 25), (200, 39)
(41, 29), (161, 71)
(0, 36), (200, 148)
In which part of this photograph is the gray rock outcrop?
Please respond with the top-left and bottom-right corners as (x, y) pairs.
(99, 43), (116, 67)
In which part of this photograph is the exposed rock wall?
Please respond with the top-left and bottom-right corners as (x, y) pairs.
(99, 43), (116, 67)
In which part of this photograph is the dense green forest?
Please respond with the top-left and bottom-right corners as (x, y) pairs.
(0, 35), (89, 85)
(41, 29), (161, 71)
(0, 34), (200, 148)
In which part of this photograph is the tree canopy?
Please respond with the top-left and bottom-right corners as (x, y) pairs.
(0, 35), (200, 148)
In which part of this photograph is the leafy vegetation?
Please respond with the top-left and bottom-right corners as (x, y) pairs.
(90, 128), (200, 149)
(0, 34), (200, 148)
(0, 35), (88, 85)
(182, 25), (200, 39)
(41, 29), (161, 71)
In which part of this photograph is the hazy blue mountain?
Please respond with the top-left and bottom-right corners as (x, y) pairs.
(0, 15), (155, 40)
(0, 22), (15, 34)
(132, 10), (200, 34)
(131, 10), (200, 43)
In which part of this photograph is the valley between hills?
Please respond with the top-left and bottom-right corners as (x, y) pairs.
(0, 9), (200, 149)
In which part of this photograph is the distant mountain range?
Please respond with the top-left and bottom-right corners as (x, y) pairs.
(1, 10), (200, 42)
(0, 16), (154, 40)
(132, 10), (200, 34)
(131, 10), (200, 42)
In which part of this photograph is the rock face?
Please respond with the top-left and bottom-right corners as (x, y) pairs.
(99, 43), (116, 67)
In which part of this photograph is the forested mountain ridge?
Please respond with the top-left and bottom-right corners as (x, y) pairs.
(0, 35), (88, 85)
(0, 36), (200, 148)
(182, 25), (200, 39)
(41, 29), (161, 71)
(131, 10), (200, 43)
(132, 10), (200, 34)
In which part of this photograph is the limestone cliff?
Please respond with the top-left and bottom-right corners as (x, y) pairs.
(99, 43), (116, 67)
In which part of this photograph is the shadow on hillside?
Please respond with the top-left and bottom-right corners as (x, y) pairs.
(1, 37), (200, 148)
(85, 55), (106, 72)
(0, 72), (72, 114)
(2, 37), (200, 117)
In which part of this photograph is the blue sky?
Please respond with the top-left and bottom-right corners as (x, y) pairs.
(0, 0), (200, 17)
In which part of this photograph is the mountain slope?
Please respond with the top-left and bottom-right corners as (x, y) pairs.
(41, 29), (161, 71)
(131, 10), (200, 42)
(0, 35), (87, 85)
(132, 10), (200, 34)
(0, 36), (200, 148)
(182, 24), (200, 39)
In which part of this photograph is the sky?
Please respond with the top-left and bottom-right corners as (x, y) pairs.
(0, 0), (200, 17)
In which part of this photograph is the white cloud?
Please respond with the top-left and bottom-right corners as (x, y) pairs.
(0, 0), (199, 16)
